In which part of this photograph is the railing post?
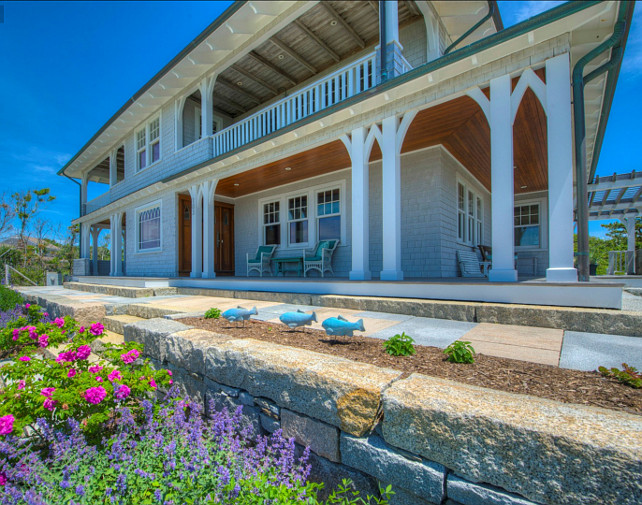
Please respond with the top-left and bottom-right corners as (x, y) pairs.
(5, 264), (9, 286)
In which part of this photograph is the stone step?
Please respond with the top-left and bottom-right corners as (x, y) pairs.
(103, 314), (147, 335)
(63, 282), (177, 298)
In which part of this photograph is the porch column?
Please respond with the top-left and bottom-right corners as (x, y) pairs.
(201, 180), (218, 278)
(109, 215), (116, 276)
(110, 212), (123, 277)
(200, 76), (216, 138)
(381, 115), (403, 280)
(545, 54), (578, 282)
(175, 97), (187, 150)
(624, 216), (637, 274)
(189, 185), (203, 278)
(91, 226), (100, 275)
(380, 1), (402, 80)
(109, 148), (118, 187)
(80, 223), (91, 260)
(80, 175), (88, 216)
(342, 127), (372, 280)
(488, 74), (518, 282)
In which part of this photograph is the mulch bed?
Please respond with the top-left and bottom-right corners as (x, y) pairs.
(179, 317), (642, 416)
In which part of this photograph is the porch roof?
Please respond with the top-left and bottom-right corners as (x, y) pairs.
(588, 170), (642, 220)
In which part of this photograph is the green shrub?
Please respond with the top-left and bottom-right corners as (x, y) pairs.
(383, 332), (416, 356)
(443, 340), (475, 364)
(599, 363), (642, 388)
(0, 285), (23, 311)
(204, 307), (222, 319)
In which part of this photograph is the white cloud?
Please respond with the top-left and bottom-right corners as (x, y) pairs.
(513, 1), (565, 23)
(8, 146), (71, 177)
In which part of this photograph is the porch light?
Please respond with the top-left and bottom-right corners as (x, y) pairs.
(234, 183), (240, 187)
(330, 20), (337, 26)
(278, 54), (284, 60)
(520, 185), (527, 189)
(284, 167), (292, 171)
(237, 81), (243, 86)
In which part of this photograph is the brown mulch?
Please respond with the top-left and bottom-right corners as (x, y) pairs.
(179, 317), (642, 416)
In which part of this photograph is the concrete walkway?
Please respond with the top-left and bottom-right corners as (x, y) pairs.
(16, 286), (642, 372)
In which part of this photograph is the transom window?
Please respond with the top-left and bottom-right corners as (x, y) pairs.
(138, 205), (161, 251)
(457, 181), (483, 246)
(288, 195), (308, 246)
(514, 204), (540, 247)
(317, 189), (340, 240)
(136, 116), (161, 171)
(263, 201), (280, 246)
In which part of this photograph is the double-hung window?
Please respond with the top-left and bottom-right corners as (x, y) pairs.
(136, 116), (161, 171)
(288, 195), (308, 246)
(137, 204), (161, 251)
(317, 188), (341, 240)
(263, 201), (280, 245)
(457, 181), (483, 245)
(514, 203), (540, 247)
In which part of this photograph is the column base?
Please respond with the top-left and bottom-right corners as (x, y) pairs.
(349, 270), (372, 281)
(190, 271), (202, 279)
(202, 272), (217, 279)
(488, 269), (518, 282)
(380, 270), (404, 281)
(546, 267), (578, 283)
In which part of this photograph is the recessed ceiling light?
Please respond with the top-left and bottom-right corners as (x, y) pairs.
(520, 185), (527, 189)
(237, 81), (243, 86)
(278, 54), (284, 59)
(284, 167), (292, 171)
(234, 183), (240, 187)
(330, 20), (337, 26)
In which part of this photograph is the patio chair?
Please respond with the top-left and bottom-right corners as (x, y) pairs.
(457, 249), (485, 278)
(303, 239), (339, 277)
(246, 245), (277, 277)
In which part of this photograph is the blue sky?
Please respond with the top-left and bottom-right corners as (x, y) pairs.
(0, 1), (639, 242)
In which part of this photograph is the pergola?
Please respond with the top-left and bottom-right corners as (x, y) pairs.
(587, 170), (642, 274)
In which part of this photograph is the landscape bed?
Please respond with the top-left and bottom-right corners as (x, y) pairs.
(179, 316), (642, 415)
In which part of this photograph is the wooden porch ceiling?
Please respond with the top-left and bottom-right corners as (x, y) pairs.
(217, 86), (548, 198)
(87, 146), (125, 184)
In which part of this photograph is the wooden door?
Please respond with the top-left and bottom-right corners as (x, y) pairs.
(178, 195), (192, 276)
(215, 202), (234, 275)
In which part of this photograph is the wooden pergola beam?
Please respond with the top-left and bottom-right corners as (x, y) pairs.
(231, 65), (279, 95)
(248, 51), (298, 86)
(295, 20), (341, 62)
(270, 36), (316, 74)
(217, 76), (262, 105)
(321, 2), (365, 49)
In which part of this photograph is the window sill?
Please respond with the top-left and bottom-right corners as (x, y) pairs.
(135, 247), (162, 255)
(135, 159), (162, 175)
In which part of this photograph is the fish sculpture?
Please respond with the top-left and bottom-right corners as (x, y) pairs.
(279, 310), (317, 330)
(222, 306), (257, 325)
(321, 315), (365, 337)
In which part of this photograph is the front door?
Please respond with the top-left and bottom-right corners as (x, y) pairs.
(215, 202), (234, 275)
(178, 195), (191, 276)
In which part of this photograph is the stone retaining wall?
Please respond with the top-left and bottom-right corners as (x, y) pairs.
(124, 319), (642, 505)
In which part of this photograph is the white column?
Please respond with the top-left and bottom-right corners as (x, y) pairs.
(175, 97), (187, 150)
(109, 148), (118, 187)
(381, 116), (403, 280)
(81, 223), (91, 260)
(201, 180), (218, 278)
(624, 216), (637, 275)
(113, 213), (124, 277)
(109, 215), (116, 276)
(384, 1), (399, 42)
(546, 54), (578, 282)
(91, 226), (100, 275)
(343, 127), (372, 280)
(80, 175), (88, 216)
(189, 185), (203, 278)
(200, 76), (216, 138)
(488, 74), (518, 282)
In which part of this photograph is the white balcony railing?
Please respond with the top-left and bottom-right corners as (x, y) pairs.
(212, 50), (384, 157)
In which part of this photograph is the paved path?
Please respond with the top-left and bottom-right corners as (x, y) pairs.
(17, 286), (642, 372)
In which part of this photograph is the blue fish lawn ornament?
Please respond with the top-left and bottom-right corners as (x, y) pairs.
(322, 315), (365, 338)
(222, 306), (257, 325)
(279, 310), (317, 331)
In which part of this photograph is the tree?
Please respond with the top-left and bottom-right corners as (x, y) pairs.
(11, 188), (55, 267)
(601, 219), (642, 251)
(0, 193), (14, 240)
(100, 233), (111, 261)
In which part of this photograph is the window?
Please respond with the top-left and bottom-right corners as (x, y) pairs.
(288, 195), (308, 245)
(138, 205), (161, 251)
(457, 181), (483, 245)
(263, 201), (280, 245)
(317, 188), (340, 240)
(136, 116), (161, 171)
(514, 203), (540, 247)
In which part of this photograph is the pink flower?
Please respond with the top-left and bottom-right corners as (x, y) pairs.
(167, 370), (172, 376)
(78, 326), (85, 334)
(67, 369), (76, 378)
(108, 370), (122, 382)
(43, 398), (58, 411)
(17, 380), (25, 390)
(56, 351), (77, 363)
(41, 387), (55, 398)
(25, 303), (30, 309)
(0, 472), (6, 485)
(89, 322), (104, 336)
(26, 327), (37, 340)
(43, 312), (49, 318)
(149, 378), (157, 389)
(114, 384), (131, 400)
(88, 365), (103, 374)
(12, 329), (20, 341)
(54, 317), (65, 328)
(83, 386), (107, 405)
(121, 349), (140, 364)
(169, 379), (173, 385)
(96, 376), (103, 382)
(18, 356), (30, 362)
(38, 334), (49, 348)
(0, 414), (14, 435)
(76, 345), (91, 360)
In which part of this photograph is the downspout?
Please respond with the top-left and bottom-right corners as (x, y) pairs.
(444, 1), (496, 55)
(573, 0), (631, 281)
(63, 172), (83, 258)
(379, 1), (388, 83)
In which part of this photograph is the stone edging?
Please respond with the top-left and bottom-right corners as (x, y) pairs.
(124, 318), (642, 505)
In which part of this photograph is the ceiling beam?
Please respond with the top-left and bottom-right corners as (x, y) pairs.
(367, 1), (378, 15)
(406, 1), (420, 17)
(321, 2), (365, 49)
(213, 105), (235, 119)
(295, 20), (341, 62)
(270, 36), (317, 74)
(217, 76), (262, 105)
(231, 65), (279, 95)
(248, 50), (298, 86)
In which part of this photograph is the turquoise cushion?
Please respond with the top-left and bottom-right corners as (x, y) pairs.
(248, 259), (261, 264)
(306, 256), (322, 262)
(314, 240), (335, 257)
(255, 245), (273, 261)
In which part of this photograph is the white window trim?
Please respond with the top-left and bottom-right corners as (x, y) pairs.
(287, 194), (311, 247)
(135, 113), (162, 173)
(135, 199), (163, 253)
(455, 177), (484, 247)
(257, 180), (347, 252)
(514, 196), (548, 251)
(262, 200), (281, 246)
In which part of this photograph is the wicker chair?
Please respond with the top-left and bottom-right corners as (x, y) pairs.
(246, 245), (277, 277)
(303, 239), (339, 277)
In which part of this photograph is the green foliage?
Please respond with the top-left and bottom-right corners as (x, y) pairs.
(443, 340), (475, 364)
(599, 363), (642, 388)
(204, 307), (222, 319)
(0, 285), (23, 311)
(383, 332), (416, 356)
